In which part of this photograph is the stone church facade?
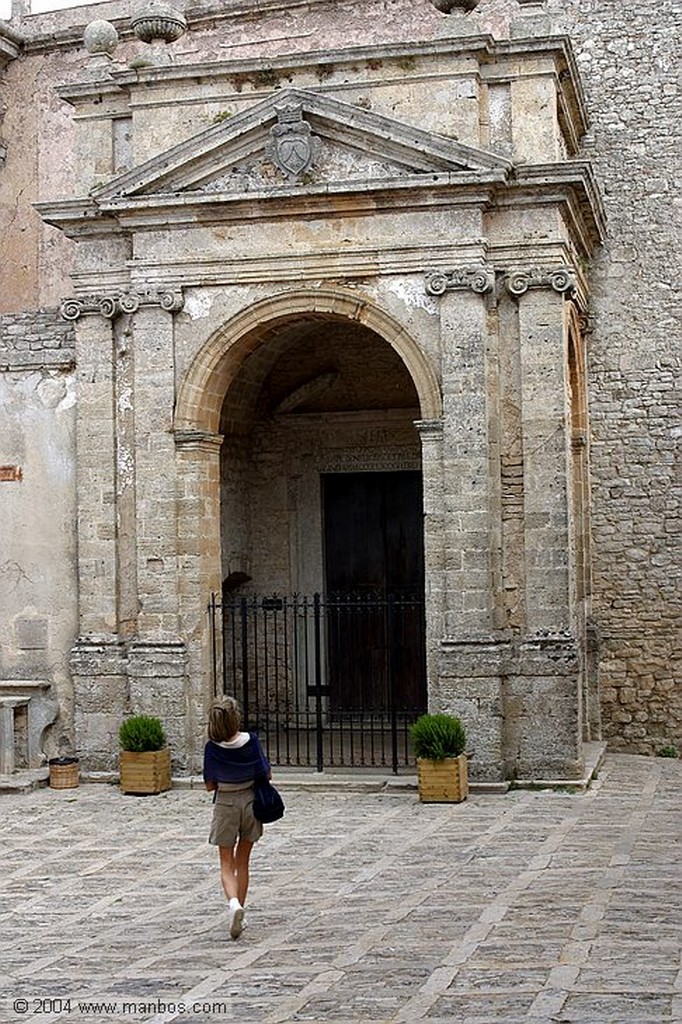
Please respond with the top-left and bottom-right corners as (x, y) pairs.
(0, 0), (679, 780)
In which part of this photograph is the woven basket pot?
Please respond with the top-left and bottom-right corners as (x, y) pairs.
(49, 758), (80, 789)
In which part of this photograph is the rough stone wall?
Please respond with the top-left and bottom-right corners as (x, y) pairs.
(0, 309), (75, 369)
(544, 0), (682, 754)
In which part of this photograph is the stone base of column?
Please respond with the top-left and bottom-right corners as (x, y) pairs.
(71, 639), (128, 771)
(505, 635), (583, 781)
(71, 638), (191, 772)
(437, 637), (509, 782)
(436, 633), (583, 782)
(127, 641), (189, 771)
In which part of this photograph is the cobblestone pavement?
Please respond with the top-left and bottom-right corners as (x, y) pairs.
(1, 753), (680, 1024)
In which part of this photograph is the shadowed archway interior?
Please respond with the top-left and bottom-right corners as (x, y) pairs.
(216, 314), (427, 741)
(218, 315), (422, 595)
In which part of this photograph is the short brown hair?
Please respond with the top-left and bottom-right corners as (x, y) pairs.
(208, 696), (242, 743)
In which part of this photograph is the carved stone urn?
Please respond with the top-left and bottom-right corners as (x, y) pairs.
(131, 1), (187, 45)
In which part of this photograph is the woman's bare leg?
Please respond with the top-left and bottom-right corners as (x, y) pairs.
(219, 844), (248, 938)
(234, 838), (254, 907)
(218, 845), (239, 902)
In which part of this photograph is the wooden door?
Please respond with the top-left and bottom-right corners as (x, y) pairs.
(322, 471), (426, 714)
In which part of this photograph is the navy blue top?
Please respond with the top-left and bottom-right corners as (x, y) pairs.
(203, 733), (270, 785)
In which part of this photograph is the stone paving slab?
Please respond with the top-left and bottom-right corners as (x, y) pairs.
(0, 753), (680, 1024)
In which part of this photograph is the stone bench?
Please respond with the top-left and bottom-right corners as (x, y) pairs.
(0, 698), (30, 774)
(0, 681), (59, 774)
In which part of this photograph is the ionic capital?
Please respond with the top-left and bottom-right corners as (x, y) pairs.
(425, 265), (495, 297)
(60, 288), (184, 321)
(504, 266), (576, 298)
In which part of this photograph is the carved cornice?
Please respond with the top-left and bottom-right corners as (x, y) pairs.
(0, 26), (22, 71)
(504, 265), (576, 297)
(425, 265), (495, 296)
(60, 288), (184, 320)
(414, 419), (445, 439)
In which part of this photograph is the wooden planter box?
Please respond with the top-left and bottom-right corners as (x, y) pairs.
(119, 748), (171, 795)
(417, 754), (468, 803)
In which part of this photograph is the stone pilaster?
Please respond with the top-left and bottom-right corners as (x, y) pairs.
(131, 302), (182, 641)
(415, 418), (446, 695)
(513, 279), (573, 635)
(426, 269), (509, 779)
(63, 296), (129, 769)
(503, 268), (583, 778)
(435, 279), (496, 639)
(70, 312), (118, 639)
(175, 429), (224, 771)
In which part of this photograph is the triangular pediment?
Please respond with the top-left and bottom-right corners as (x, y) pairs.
(93, 88), (511, 204)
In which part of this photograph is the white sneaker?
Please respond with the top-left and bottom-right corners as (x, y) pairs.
(229, 903), (245, 939)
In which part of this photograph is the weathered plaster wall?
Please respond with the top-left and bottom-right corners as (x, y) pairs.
(0, 50), (81, 312)
(0, 311), (77, 756)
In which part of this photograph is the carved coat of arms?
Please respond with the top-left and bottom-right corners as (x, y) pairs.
(267, 104), (320, 180)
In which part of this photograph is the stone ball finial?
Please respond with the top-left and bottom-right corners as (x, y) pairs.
(83, 20), (119, 55)
(131, 1), (187, 45)
(430, 0), (482, 12)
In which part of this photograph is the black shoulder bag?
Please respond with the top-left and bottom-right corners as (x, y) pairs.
(252, 777), (285, 823)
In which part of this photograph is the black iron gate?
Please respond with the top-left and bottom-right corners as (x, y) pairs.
(209, 592), (427, 773)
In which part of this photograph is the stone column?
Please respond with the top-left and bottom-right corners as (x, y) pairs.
(415, 418), (446, 695)
(426, 267), (497, 640)
(125, 289), (188, 766)
(129, 295), (183, 640)
(425, 266), (507, 780)
(67, 305), (119, 638)
(60, 297), (128, 769)
(175, 429), (224, 772)
(505, 266), (583, 779)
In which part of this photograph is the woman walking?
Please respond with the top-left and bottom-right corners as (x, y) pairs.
(203, 696), (271, 939)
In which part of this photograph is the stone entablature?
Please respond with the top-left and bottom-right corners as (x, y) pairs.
(36, 61), (603, 308)
(49, 33), (589, 187)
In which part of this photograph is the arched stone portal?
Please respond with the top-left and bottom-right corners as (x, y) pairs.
(35, 23), (608, 780)
(175, 289), (442, 433)
(174, 291), (443, 767)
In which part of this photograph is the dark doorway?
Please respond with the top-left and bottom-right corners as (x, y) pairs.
(322, 471), (426, 715)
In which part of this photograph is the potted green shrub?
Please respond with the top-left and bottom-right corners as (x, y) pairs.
(411, 712), (468, 803)
(119, 715), (171, 794)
